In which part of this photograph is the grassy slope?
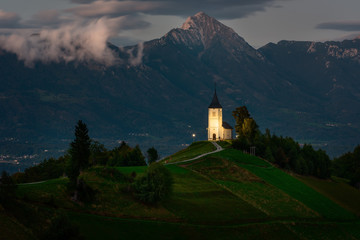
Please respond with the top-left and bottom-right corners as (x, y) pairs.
(212, 149), (355, 220)
(69, 211), (306, 240)
(161, 141), (216, 163)
(297, 175), (360, 216)
(6, 143), (360, 240)
(163, 164), (267, 224)
(0, 209), (35, 240)
(185, 156), (318, 218)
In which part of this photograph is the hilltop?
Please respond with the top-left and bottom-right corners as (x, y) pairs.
(1, 142), (360, 240)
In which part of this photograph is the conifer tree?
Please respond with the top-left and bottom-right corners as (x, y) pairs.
(147, 147), (159, 165)
(67, 120), (91, 198)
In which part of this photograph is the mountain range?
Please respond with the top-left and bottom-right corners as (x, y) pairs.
(1, 12), (360, 170)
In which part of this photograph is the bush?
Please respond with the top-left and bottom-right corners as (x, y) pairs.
(98, 167), (131, 182)
(133, 163), (173, 204)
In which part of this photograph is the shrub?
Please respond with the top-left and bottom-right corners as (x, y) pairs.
(98, 167), (130, 182)
(133, 163), (173, 204)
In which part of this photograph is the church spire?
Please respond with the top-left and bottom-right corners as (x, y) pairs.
(208, 84), (222, 108)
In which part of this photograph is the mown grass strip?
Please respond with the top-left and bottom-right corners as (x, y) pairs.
(233, 160), (355, 220)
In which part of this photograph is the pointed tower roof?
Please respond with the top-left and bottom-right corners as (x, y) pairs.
(208, 88), (222, 108)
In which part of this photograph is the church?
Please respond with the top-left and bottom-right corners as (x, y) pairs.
(207, 89), (233, 141)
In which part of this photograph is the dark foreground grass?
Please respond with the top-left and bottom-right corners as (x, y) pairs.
(162, 141), (216, 163)
(0, 211), (35, 240)
(286, 221), (360, 240)
(69, 211), (297, 240)
(69, 211), (360, 240)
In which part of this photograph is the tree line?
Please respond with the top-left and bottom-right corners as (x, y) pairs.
(7, 120), (170, 203)
(12, 125), (159, 184)
(332, 145), (360, 189)
(232, 106), (331, 179)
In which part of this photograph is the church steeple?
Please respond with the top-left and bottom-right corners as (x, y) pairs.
(208, 85), (222, 108)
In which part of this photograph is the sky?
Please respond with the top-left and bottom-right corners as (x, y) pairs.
(1, 0), (360, 50)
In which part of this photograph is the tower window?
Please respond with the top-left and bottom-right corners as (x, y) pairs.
(212, 111), (216, 117)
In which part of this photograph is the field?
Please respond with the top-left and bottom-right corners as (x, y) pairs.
(213, 149), (355, 220)
(297, 175), (360, 216)
(185, 156), (318, 218)
(4, 143), (360, 240)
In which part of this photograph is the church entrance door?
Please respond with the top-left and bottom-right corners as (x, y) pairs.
(213, 133), (216, 140)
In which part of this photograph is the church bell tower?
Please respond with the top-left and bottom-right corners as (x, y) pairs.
(207, 88), (223, 141)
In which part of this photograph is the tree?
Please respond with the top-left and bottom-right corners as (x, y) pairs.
(108, 143), (146, 167)
(264, 146), (275, 163)
(133, 163), (173, 204)
(90, 140), (108, 165)
(333, 145), (360, 188)
(232, 106), (250, 137)
(147, 147), (159, 165)
(241, 118), (258, 144)
(67, 120), (91, 199)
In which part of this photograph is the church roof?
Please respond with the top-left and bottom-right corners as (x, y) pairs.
(222, 121), (233, 129)
(208, 89), (222, 108)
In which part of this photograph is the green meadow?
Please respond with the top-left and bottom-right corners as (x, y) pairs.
(4, 143), (360, 239)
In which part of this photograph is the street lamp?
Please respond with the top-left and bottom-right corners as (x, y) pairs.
(192, 133), (196, 142)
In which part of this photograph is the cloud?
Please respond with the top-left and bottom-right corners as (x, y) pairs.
(66, 0), (277, 20)
(316, 21), (360, 32)
(0, 9), (21, 28)
(0, 18), (118, 67)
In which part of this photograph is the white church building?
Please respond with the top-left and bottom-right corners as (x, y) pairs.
(207, 89), (233, 141)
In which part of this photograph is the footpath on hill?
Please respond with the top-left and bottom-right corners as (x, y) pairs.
(165, 141), (223, 165)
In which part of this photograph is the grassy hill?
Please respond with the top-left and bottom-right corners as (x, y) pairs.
(2, 141), (360, 239)
(161, 141), (216, 163)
